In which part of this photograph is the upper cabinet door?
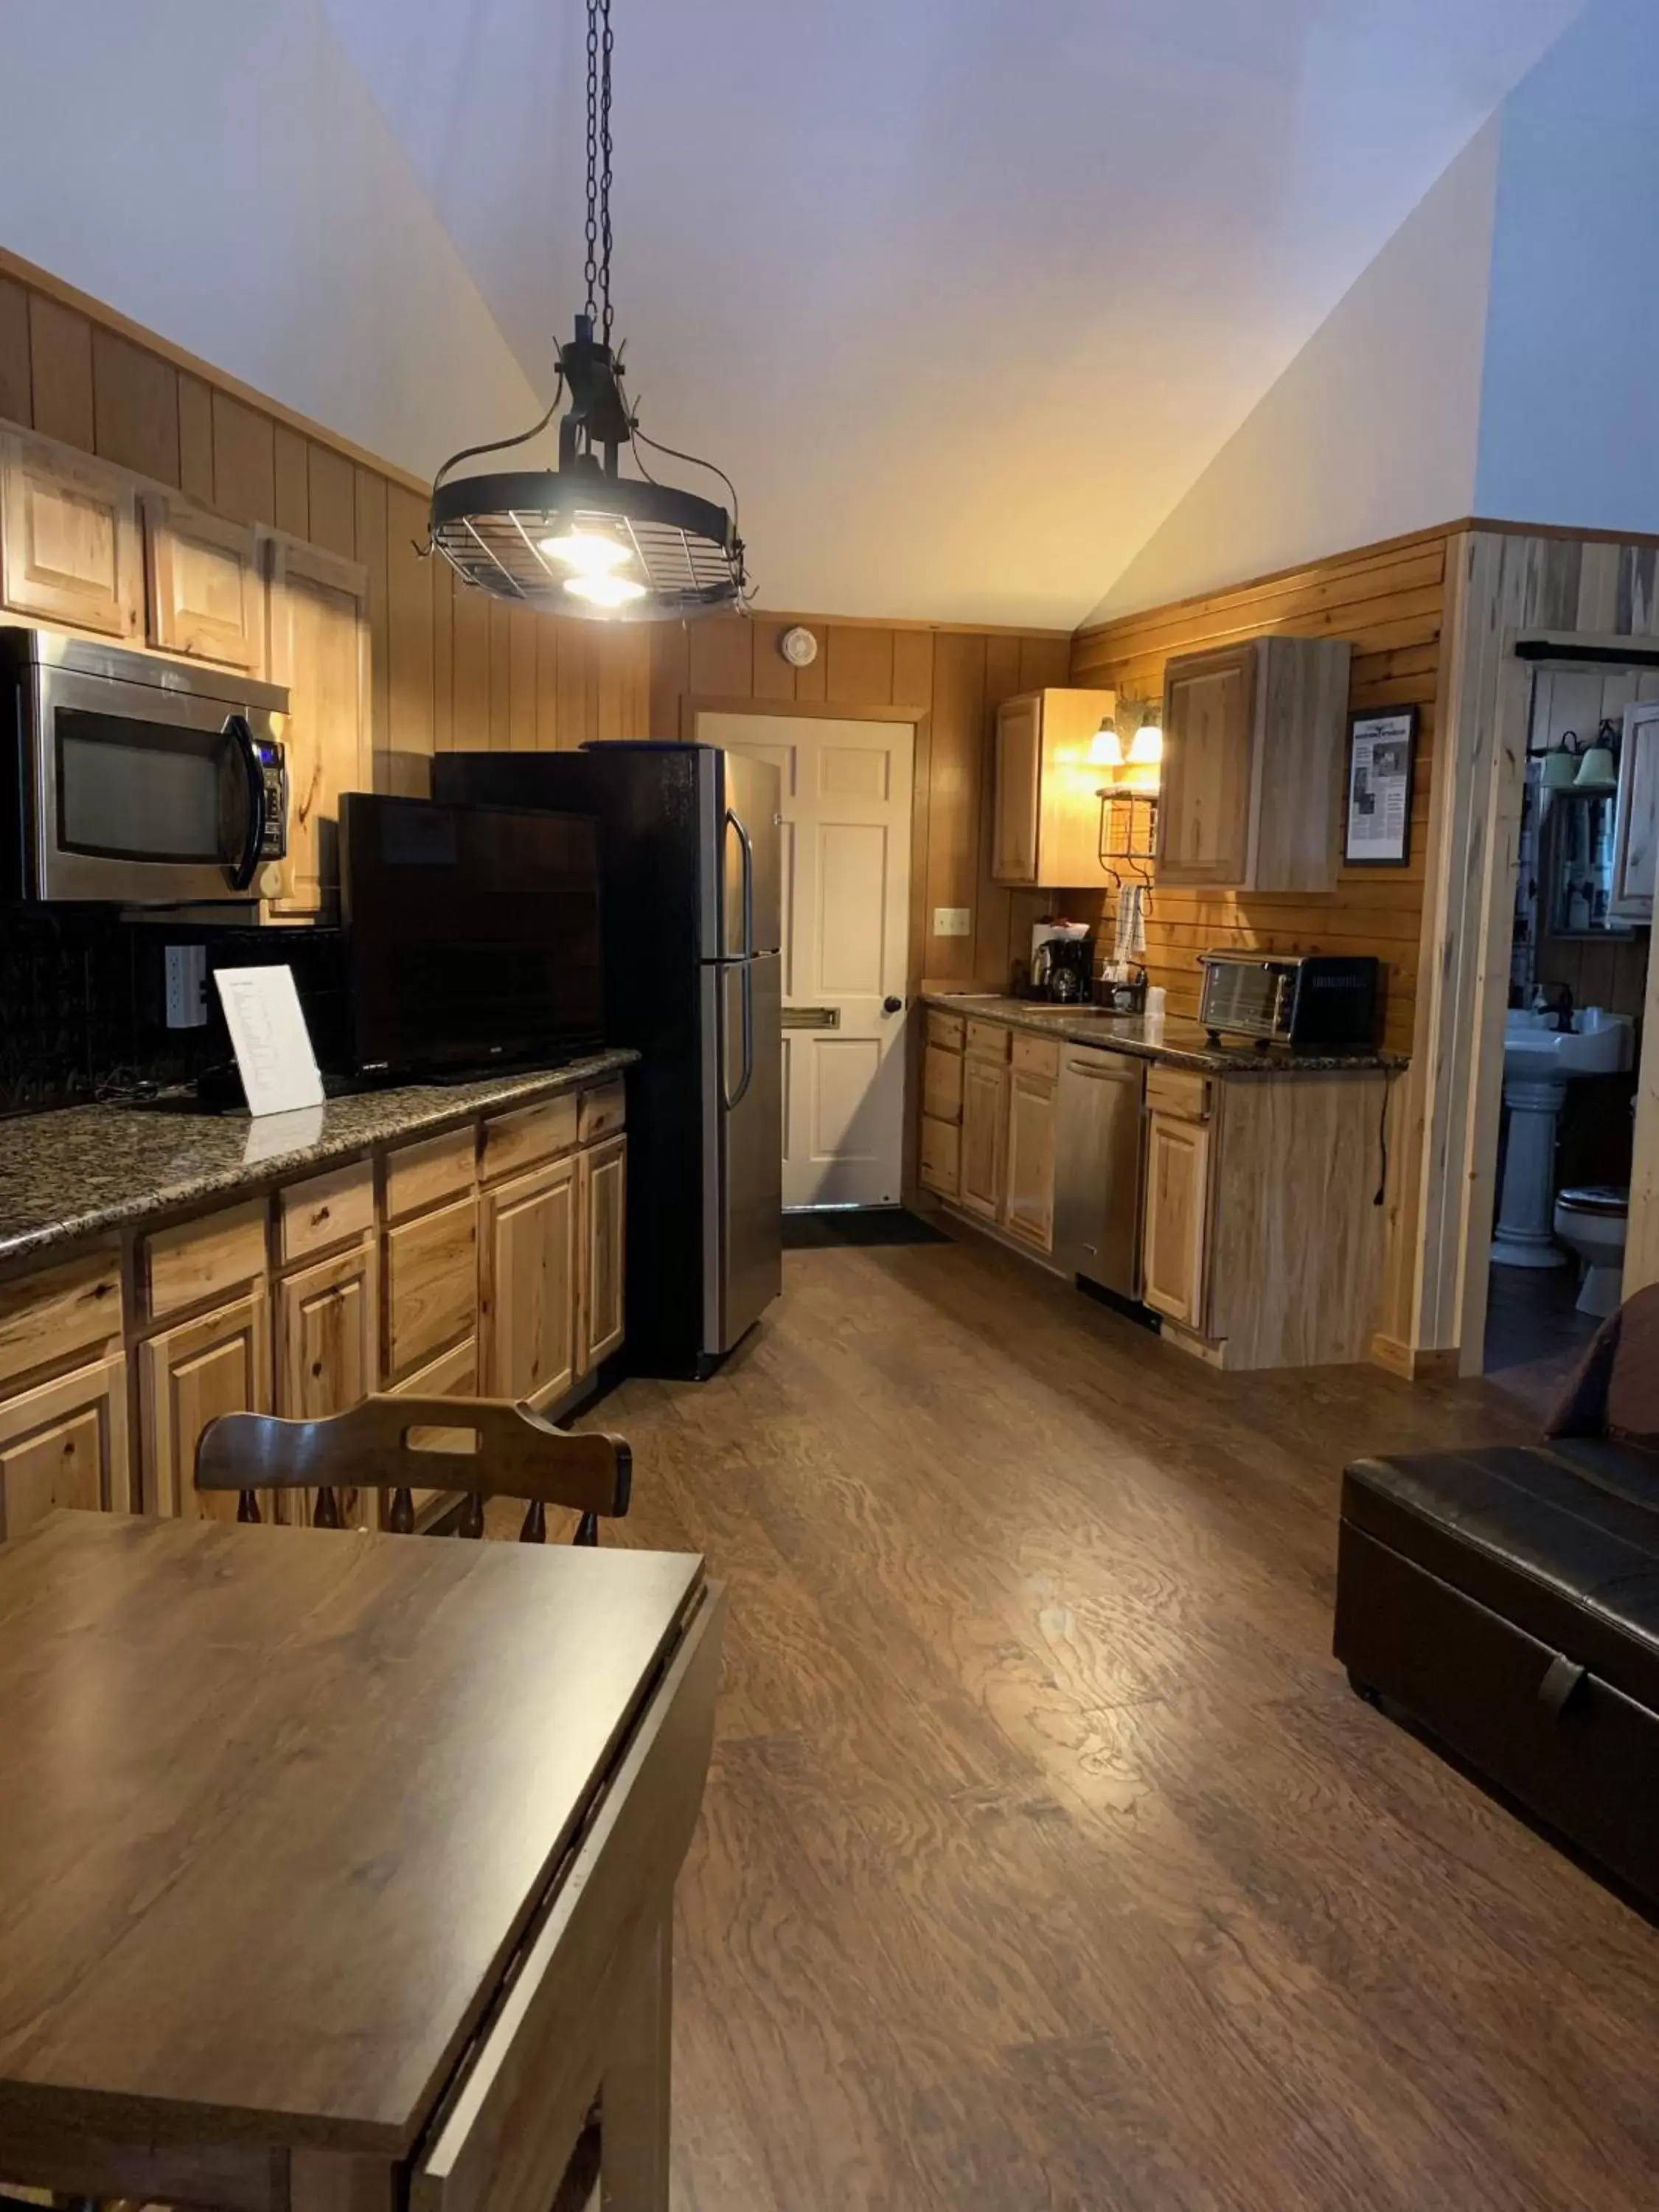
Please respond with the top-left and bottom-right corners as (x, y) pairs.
(992, 695), (1043, 885)
(265, 537), (372, 917)
(145, 495), (265, 672)
(1156, 645), (1257, 889)
(0, 434), (144, 641)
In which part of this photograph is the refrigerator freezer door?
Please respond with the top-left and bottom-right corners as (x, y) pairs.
(700, 748), (782, 958)
(700, 950), (783, 1355)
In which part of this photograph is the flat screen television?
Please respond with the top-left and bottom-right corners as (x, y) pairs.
(340, 793), (603, 1077)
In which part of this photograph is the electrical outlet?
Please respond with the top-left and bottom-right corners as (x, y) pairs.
(932, 906), (970, 938)
(164, 945), (208, 1029)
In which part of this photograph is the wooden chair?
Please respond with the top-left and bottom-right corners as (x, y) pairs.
(196, 1394), (632, 1544)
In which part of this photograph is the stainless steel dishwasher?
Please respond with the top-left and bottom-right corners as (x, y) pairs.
(1054, 1044), (1147, 1298)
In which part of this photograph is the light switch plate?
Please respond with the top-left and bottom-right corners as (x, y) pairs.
(933, 906), (970, 938)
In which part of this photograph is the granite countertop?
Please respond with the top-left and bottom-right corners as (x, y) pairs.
(0, 1051), (639, 1268)
(925, 994), (1407, 1077)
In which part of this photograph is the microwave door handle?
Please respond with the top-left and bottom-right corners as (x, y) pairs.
(223, 715), (266, 891)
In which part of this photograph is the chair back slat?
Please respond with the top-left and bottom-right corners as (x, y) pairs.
(196, 1394), (631, 1545)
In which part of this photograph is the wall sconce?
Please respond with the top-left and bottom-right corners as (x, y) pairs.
(1127, 720), (1163, 768)
(1088, 720), (1124, 769)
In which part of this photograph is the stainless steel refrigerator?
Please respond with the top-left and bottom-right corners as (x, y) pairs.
(435, 742), (783, 1377)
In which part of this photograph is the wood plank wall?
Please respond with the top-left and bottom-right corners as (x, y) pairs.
(648, 611), (1074, 991)
(0, 257), (651, 790)
(1069, 529), (1451, 1055)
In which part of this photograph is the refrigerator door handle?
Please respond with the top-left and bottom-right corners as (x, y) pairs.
(726, 805), (756, 958)
(724, 961), (755, 1110)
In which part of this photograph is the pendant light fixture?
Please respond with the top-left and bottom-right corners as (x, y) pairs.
(428, 0), (748, 621)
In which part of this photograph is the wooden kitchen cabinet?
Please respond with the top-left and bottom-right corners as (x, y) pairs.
(145, 495), (265, 672)
(481, 1156), (578, 1408)
(0, 432), (143, 641)
(0, 1353), (129, 1543)
(578, 1135), (627, 1374)
(1157, 636), (1352, 893)
(265, 537), (372, 916)
(383, 1193), (479, 1388)
(276, 1243), (376, 1420)
(919, 1114), (961, 1199)
(1141, 1111), (1213, 1331)
(991, 686), (1117, 888)
(138, 1285), (271, 1520)
(959, 1056), (1009, 1221)
(1004, 1062), (1059, 1253)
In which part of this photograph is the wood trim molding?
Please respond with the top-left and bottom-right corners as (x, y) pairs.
(680, 692), (925, 731)
(751, 608), (1072, 641)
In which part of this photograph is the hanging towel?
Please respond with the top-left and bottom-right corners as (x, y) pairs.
(1113, 883), (1147, 962)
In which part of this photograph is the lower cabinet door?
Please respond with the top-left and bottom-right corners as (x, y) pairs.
(919, 1113), (961, 1199)
(0, 1354), (130, 1543)
(380, 1335), (479, 1528)
(275, 1241), (378, 1529)
(578, 1135), (627, 1375)
(1004, 1072), (1058, 1251)
(1141, 1112), (1212, 1329)
(138, 1287), (271, 1520)
(481, 1156), (577, 1408)
(383, 1194), (479, 1386)
(959, 1060), (1009, 1221)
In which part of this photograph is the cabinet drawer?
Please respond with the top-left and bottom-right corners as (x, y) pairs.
(1147, 1066), (1213, 1121)
(277, 1160), (375, 1266)
(384, 1194), (479, 1384)
(919, 1116), (961, 1199)
(0, 1249), (122, 1394)
(926, 1009), (966, 1053)
(143, 1202), (268, 1322)
(577, 1079), (627, 1146)
(1010, 1032), (1061, 1083)
(481, 1096), (579, 1185)
(965, 1018), (1011, 1062)
(386, 1126), (478, 1221)
(922, 1044), (964, 1124)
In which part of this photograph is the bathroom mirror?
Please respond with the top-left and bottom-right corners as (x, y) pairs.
(1538, 785), (1634, 941)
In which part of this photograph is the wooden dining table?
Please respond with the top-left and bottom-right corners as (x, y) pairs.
(0, 1512), (724, 2212)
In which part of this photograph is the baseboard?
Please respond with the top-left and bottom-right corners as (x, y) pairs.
(1370, 1332), (1461, 1382)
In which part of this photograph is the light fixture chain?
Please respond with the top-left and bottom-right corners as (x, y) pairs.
(582, 0), (599, 327)
(599, 0), (614, 345)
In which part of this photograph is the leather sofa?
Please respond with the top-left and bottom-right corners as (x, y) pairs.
(1335, 1290), (1659, 1908)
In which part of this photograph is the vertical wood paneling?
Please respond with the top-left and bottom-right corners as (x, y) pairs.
(649, 623), (690, 736)
(557, 617), (591, 745)
(927, 633), (987, 984)
(272, 425), (309, 540)
(431, 557), (454, 756)
(0, 277), (31, 425)
(750, 616), (796, 700)
(91, 330), (179, 487)
(451, 577), (490, 748)
(307, 442), (356, 559)
(386, 485), (434, 796)
(178, 375), (214, 504)
(508, 606), (538, 748)
(535, 617), (560, 748)
(688, 614), (753, 698)
(353, 468), (390, 779)
(892, 630), (935, 712)
(793, 625), (827, 703)
(827, 625), (894, 706)
(211, 392), (276, 525)
(29, 296), (94, 448)
(488, 599), (512, 748)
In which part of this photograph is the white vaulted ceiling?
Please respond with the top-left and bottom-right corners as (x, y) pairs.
(316, 0), (1586, 627)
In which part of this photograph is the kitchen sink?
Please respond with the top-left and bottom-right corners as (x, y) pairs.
(1502, 1008), (1634, 1082)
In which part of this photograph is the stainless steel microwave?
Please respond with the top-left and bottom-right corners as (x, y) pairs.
(1, 627), (288, 905)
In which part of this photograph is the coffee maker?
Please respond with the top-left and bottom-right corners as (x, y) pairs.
(1031, 934), (1093, 1004)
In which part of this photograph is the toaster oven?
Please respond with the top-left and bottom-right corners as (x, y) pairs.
(1197, 950), (1380, 1048)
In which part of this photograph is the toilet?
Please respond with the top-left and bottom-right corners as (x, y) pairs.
(1552, 1185), (1630, 1318)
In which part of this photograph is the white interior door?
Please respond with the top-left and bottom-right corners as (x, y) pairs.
(698, 712), (914, 1209)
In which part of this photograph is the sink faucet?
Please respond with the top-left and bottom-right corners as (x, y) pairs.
(1539, 981), (1575, 1034)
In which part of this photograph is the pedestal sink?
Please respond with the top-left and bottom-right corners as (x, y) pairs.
(1490, 1009), (1635, 1268)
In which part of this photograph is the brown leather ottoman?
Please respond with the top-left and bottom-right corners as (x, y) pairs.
(1335, 1439), (1659, 1907)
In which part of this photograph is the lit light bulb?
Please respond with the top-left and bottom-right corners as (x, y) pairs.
(563, 571), (648, 609)
(1128, 723), (1163, 767)
(1087, 725), (1124, 768)
(540, 528), (633, 575)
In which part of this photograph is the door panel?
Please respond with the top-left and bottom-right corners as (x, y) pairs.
(700, 712), (914, 1208)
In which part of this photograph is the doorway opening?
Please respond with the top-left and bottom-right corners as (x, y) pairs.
(1483, 650), (1654, 1416)
(695, 709), (917, 1211)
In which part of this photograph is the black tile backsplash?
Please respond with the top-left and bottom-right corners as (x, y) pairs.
(0, 908), (349, 1116)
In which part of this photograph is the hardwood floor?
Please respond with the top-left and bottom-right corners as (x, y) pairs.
(568, 1232), (1659, 2211)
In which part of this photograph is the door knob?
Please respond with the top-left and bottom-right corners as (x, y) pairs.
(883, 995), (903, 1015)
